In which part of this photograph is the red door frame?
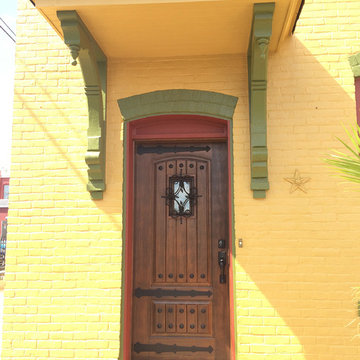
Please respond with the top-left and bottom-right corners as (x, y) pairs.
(355, 77), (360, 126)
(122, 114), (235, 360)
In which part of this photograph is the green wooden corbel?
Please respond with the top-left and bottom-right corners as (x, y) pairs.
(349, 52), (360, 77)
(57, 10), (107, 200)
(247, 3), (275, 198)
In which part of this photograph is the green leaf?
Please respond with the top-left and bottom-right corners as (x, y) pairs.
(325, 125), (360, 185)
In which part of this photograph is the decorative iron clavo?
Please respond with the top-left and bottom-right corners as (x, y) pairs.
(162, 175), (201, 219)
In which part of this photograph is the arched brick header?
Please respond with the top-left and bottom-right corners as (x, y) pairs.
(117, 89), (238, 122)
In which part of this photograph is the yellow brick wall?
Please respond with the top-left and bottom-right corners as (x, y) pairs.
(3, 0), (360, 359)
(3, 1), (123, 359)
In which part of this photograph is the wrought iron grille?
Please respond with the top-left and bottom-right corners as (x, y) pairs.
(162, 175), (200, 220)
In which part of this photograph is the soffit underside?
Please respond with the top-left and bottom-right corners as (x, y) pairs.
(34, 0), (302, 58)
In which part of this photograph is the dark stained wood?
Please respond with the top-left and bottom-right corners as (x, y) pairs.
(197, 160), (210, 284)
(166, 160), (177, 283)
(211, 143), (230, 360)
(176, 304), (187, 334)
(132, 142), (229, 360)
(153, 302), (165, 335)
(155, 161), (166, 284)
(198, 303), (211, 335)
(166, 304), (176, 334)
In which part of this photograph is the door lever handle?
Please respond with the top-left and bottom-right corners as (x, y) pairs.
(218, 251), (227, 284)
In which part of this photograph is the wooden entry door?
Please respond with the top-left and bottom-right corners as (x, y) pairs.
(132, 142), (230, 359)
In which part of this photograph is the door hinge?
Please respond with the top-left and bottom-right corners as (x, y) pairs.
(133, 342), (214, 354)
(137, 144), (211, 155)
(134, 287), (212, 298)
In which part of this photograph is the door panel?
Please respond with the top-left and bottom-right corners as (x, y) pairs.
(132, 142), (229, 359)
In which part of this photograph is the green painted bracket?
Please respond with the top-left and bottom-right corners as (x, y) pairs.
(247, 3), (275, 199)
(57, 10), (107, 200)
(349, 52), (360, 77)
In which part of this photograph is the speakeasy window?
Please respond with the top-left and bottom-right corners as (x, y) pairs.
(163, 175), (199, 219)
(172, 177), (192, 215)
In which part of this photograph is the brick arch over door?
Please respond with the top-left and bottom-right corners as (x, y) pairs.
(117, 89), (238, 121)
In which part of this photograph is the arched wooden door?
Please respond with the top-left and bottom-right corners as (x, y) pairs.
(130, 135), (230, 359)
(118, 91), (238, 360)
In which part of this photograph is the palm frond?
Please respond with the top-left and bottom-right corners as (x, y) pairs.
(325, 125), (360, 185)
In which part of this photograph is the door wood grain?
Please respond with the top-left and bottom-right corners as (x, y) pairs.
(132, 142), (229, 360)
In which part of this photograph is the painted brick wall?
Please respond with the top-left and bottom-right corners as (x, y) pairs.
(2, 1), (122, 359)
(231, 1), (360, 358)
(2, 0), (360, 359)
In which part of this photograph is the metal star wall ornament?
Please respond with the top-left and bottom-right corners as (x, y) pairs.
(284, 169), (311, 193)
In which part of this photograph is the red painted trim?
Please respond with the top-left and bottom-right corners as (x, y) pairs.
(355, 77), (360, 127)
(0, 177), (10, 199)
(132, 132), (226, 140)
(130, 114), (228, 140)
(123, 123), (134, 360)
(123, 114), (234, 359)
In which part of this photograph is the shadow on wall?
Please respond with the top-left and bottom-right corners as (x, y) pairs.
(235, 36), (360, 359)
(13, 52), (124, 217)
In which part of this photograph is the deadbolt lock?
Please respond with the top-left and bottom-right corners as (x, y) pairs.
(218, 239), (226, 249)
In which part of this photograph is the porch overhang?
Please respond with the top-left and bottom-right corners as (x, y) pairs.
(33, 0), (302, 59)
(30, 0), (303, 200)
